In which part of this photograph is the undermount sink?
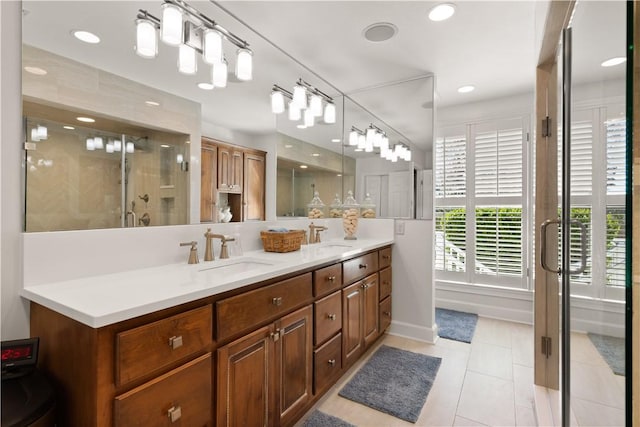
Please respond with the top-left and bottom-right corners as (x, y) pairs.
(317, 243), (353, 249)
(198, 259), (274, 275)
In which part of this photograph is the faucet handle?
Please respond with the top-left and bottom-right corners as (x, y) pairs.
(179, 241), (199, 264)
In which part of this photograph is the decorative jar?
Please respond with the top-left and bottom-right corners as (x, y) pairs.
(307, 191), (326, 219)
(329, 193), (343, 218)
(342, 190), (359, 240)
(360, 193), (376, 218)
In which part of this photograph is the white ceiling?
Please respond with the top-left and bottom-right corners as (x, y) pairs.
(20, 1), (627, 157)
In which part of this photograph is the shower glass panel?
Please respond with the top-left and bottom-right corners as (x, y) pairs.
(24, 116), (189, 231)
(557, 2), (628, 425)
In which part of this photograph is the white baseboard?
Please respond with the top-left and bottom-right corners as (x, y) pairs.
(388, 320), (438, 344)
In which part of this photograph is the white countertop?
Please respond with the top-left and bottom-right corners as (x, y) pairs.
(21, 238), (392, 328)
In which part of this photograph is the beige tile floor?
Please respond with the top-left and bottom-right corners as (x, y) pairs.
(296, 317), (626, 427)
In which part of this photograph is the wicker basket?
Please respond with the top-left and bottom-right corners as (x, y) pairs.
(260, 229), (305, 253)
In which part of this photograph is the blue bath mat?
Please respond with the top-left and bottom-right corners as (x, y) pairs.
(436, 308), (478, 343)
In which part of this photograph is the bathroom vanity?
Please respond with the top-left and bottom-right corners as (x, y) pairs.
(24, 239), (392, 427)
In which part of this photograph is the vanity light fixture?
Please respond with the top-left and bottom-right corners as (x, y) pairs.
(86, 137), (95, 151)
(93, 136), (104, 150)
(136, 1), (253, 82)
(271, 79), (336, 126)
(106, 141), (115, 153)
(30, 125), (48, 142)
(126, 142), (135, 154)
(176, 153), (184, 163)
(63, 125), (75, 130)
(77, 117), (95, 123)
(113, 139), (122, 152)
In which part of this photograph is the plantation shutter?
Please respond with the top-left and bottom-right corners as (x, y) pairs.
(435, 135), (466, 198)
(435, 207), (466, 272)
(606, 118), (626, 196)
(475, 128), (523, 197)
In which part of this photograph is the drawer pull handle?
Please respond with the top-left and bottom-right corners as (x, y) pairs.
(327, 275), (336, 282)
(270, 329), (281, 342)
(361, 283), (369, 289)
(328, 359), (336, 366)
(327, 313), (336, 321)
(359, 263), (368, 269)
(383, 281), (390, 285)
(168, 335), (183, 350)
(383, 311), (391, 317)
(382, 255), (390, 260)
(272, 297), (283, 306)
(167, 405), (182, 422)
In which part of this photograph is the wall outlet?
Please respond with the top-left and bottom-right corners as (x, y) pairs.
(395, 220), (405, 235)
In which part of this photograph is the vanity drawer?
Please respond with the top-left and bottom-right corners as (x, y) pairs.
(313, 263), (342, 297)
(314, 290), (342, 346)
(379, 296), (392, 332)
(379, 267), (392, 301)
(115, 305), (212, 386)
(313, 333), (342, 393)
(217, 273), (312, 341)
(343, 252), (378, 285)
(114, 353), (212, 427)
(379, 247), (392, 269)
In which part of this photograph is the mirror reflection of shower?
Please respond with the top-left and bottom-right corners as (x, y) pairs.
(24, 106), (190, 232)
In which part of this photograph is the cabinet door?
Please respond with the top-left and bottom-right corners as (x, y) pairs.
(362, 274), (379, 347)
(217, 325), (275, 427)
(218, 145), (231, 190)
(276, 305), (313, 427)
(200, 144), (217, 222)
(243, 153), (265, 221)
(231, 149), (244, 191)
(342, 281), (363, 367)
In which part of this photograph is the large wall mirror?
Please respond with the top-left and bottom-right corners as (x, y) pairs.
(22, 1), (435, 231)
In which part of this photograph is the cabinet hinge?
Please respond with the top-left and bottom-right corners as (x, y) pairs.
(541, 117), (552, 138)
(541, 336), (552, 358)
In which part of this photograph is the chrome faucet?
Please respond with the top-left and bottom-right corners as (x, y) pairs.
(203, 231), (236, 259)
(179, 241), (199, 264)
(308, 222), (328, 244)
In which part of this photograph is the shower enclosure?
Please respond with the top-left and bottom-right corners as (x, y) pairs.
(24, 112), (189, 232)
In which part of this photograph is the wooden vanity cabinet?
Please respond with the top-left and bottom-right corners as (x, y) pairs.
(218, 143), (243, 193)
(217, 305), (313, 427)
(342, 273), (379, 368)
(243, 151), (266, 221)
(200, 143), (217, 222)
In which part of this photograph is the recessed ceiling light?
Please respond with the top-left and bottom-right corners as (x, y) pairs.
(284, 144), (293, 148)
(429, 3), (456, 22)
(300, 165), (308, 169)
(337, 174), (342, 177)
(145, 100), (160, 106)
(296, 124), (306, 129)
(197, 82), (214, 90)
(601, 57), (626, 67)
(457, 85), (475, 93)
(72, 30), (100, 44)
(63, 125), (75, 130)
(24, 66), (47, 75)
(363, 22), (398, 42)
(312, 153), (320, 157)
(76, 116), (95, 123)
(354, 148), (364, 152)
(160, 144), (170, 148)
(331, 138), (341, 143)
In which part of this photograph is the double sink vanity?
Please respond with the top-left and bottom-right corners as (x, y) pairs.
(23, 231), (393, 426)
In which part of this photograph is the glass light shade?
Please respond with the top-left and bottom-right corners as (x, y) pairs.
(176, 153), (184, 163)
(373, 131), (382, 148)
(405, 149), (412, 161)
(349, 130), (358, 146)
(160, 3), (183, 46)
(292, 85), (307, 109)
(114, 139), (122, 152)
(357, 134), (366, 149)
(135, 18), (158, 58)
(106, 142), (114, 153)
(271, 90), (285, 114)
(288, 101), (301, 121)
(93, 136), (104, 150)
(203, 29), (222, 64)
(381, 136), (389, 152)
(212, 58), (228, 87)
(309, 94), (323, 117)
(235, 48), (253, 81)
(36, 125), (47, 140)
(324, 102), (336, 124)
(30, 128), (40, 142)
(380, 146), (388, 158)
(365, 136), (374, 152)
(365, 127), (375, 147)
(126, 142), (135, 153)
(178, 44), (197, 75)
(391, 150), (398, 162)
(86, 138), (95, 151)
(304, 108), (315, 127)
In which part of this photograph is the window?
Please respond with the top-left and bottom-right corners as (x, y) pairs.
(435, 118), (529, 289)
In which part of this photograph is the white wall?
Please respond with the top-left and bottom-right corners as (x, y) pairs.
(1, 1), (28, 340)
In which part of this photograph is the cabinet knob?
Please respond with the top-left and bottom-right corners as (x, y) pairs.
(272, 297), (283, 306)
(358, 263), (368, 269)
(328, 359), (336, 366)
(383, 311), (391, 317)
(327, 275), (336, 282)
(167, 405), (182, 423)
(327, 313), (336, 321)
(361, 283), (369, 289)
(168, 335), (183, 350)
(270, 329), (281, 342)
